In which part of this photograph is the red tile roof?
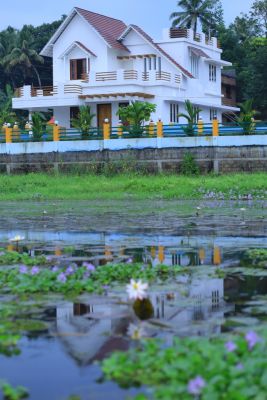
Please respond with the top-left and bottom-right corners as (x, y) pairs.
(75, 7), (129, 52)
(127, 25), (193, 78)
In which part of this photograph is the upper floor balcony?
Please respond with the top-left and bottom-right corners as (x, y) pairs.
(161, 28), (220, 50)
(13, 69), (183, 107)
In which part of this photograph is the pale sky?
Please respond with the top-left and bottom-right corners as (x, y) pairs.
(0, 0), (254, 37)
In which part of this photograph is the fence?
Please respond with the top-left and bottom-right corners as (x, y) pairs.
(0, 120), (266, 144)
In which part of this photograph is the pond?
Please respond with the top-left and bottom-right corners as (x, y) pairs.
(0, 200), (266, 400)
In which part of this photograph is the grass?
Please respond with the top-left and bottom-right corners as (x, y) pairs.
(0, 173), (266, 201)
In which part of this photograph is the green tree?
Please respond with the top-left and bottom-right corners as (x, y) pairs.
(251, 0), (267, 37)
(117, 101), (156, 136)
(31, 112), (46, 141)
(170, 0), (220, 36)
(235, 99), (259, 134)
(178, 100), (201, 136)
(71, 106), (96, 139)
(5, 37), (44, 87)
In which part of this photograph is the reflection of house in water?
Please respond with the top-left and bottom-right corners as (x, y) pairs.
(53, 277), (233, 363)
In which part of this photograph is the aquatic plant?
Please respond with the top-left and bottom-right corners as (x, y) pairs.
(0, 262), (183, 295)
(126, 279), (148, 300)
(0, 381), (29, 400)
(0, 249), (47, 266)
(241, 249), (267, 268)
(101, 330), (267, 399)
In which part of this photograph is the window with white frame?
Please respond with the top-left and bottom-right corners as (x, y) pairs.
(170, 103), (179, 123)
(190, 53), (199, 78)
(210, 108), (217, 120)
(209, 64), (217, 82)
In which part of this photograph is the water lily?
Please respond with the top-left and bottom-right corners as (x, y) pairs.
(187, 376), (206, 395)
(127, 323), (146, 340)
(9, 235), (25, 242)
(126, 279), (148, 300)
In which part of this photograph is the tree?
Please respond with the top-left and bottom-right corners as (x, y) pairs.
(71, 106), (96, 139)
(5, 37), (44, 87)
(235, 99), (259, 135)
(170, 0), (221, 36)
(178, 100), (202, 136)
(251, 0), (267, 37)
(117, 101), (156, 136)
(31, 112), (46, 141)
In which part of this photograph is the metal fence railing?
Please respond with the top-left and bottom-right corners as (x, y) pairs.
(0, 121), (266, 144)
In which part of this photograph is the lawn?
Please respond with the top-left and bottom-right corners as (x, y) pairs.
(0, 172), (266, 201)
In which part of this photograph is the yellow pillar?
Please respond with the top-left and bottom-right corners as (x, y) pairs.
(151, 246), (156, 259)
(13, 123), (20, 141)
(103, 120), (110, 140)
(55, 248), (62, 256)
(158, 246), (165, 263)
(5, 127), (12, 143)
(53, 124), (60, 141)
(149, 120), (154, 136)
(157, 119), (163, 138)
(198, 248), (205, 264)
(117, 121), (123, 138)
(213, 246), (221, 266)
(197, 118), (204, 135)
(212, 119), (219, 137)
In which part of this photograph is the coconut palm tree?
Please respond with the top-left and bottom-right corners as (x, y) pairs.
(178, 99), (202, 136)
(170, 0), (217, 36)
(71, 106), (96, 139)
(235, 99), (259, 135)
(4, 38), (44, 87)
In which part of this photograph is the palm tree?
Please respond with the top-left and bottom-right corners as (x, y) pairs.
(235, 99), (259, 135)
(170, 0), (217, 36)
(0, 27), (20, 88)
(5, 38), (44, 87)
(116, 101), (156, 136)
(178, 99), (202, 136)
(71, 106), (96, 139)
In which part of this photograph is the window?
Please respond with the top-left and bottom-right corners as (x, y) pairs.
(209, 64), (217, 82)
(190, 53), (199, 78)
(210, 108), (217, 120)
(143, 56), (161, 72)
(225, 85), (232, 99)
(70, 107), (80, 127)
(170, 103), (179, 123)
(70, 58), (87, 80)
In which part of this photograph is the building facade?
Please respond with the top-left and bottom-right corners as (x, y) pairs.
(12, 7), (239, 127)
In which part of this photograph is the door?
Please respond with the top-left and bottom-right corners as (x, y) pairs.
(97, 104), (112, 128)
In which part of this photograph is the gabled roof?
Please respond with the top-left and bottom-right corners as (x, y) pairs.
(74, 7), (129, 52)
(119, 24), (193, 78)
(41, 7), (129, 57)
(59, 41), (97, 59)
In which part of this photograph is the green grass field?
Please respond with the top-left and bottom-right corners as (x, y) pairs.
(0, 173), (266, 201)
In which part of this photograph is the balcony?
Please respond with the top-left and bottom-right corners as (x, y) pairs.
(13, 69), (182, 104)
(169, 28), (220, 49)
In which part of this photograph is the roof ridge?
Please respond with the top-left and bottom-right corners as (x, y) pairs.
(74, 7), (126, 24)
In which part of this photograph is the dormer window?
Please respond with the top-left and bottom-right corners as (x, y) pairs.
(70, 58), (87, 80)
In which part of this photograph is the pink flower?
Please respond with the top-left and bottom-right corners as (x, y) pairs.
(245, 331), (261, 350)
(188, 376), (206, 395)
(225, 341), (237, 353)
(31, 266), (40, 275)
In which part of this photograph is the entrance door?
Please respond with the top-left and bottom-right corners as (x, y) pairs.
(97, 104), (112, 128)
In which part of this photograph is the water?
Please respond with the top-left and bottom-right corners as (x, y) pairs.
(0, 200), (266, 399)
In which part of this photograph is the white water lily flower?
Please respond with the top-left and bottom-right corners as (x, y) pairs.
(127, 323), (146, 340)
(126, 279), (148, 300)
(9, 235), (25, 242)
(240, 208), (246, 211)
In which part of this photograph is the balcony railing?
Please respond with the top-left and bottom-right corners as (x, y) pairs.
(14, 70), (182, 99)
(169, 28), (220, 48)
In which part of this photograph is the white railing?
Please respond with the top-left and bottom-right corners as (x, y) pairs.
(14, 70), (182, 99)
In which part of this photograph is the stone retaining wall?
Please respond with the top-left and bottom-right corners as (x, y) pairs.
(0, 145), (266, 174)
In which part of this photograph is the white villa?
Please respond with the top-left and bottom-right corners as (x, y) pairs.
(12, 6), (239, 128)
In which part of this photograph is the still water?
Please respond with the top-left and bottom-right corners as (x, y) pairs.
(0, 200), (266, 399)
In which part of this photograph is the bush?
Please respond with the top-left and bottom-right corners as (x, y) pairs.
(181, 152), (200, 175)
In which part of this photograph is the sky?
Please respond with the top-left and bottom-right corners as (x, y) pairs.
(0, 0), (255, 38)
